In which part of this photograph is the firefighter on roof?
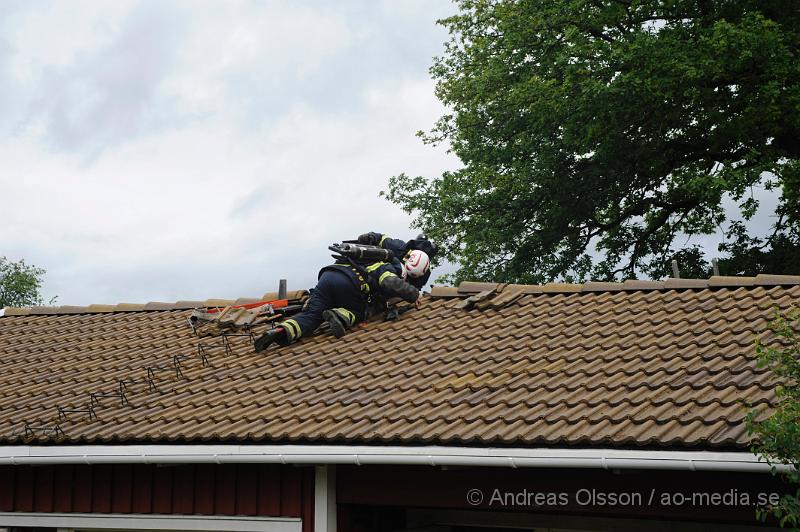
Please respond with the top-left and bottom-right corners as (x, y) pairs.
(254, 233), (436, 352)
(356, 232), (436, 290)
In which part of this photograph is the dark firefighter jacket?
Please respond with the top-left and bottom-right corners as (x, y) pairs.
(318, 259), (404, 305)
(358, 232), (434, 290)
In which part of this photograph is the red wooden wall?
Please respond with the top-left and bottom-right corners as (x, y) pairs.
(337, 465), (789, 526)
(0, 463), (313, 531)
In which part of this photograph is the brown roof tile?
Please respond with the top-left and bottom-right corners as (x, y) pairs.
(457, 281), (499, 294)
(709, 276), (756, 287)
(85, 304), (116, 313)
(541, 283), (583, 293)
(430, 286), (460, 297)
(112, 304), (146, 311)
(142, 302), (175, 311)
(622, 280), (666, 290)
(3, 308), (30, 316)
(202, 299), (236, 308)
(173, 300), (206, 309)
(582, 282), (625, 292)
(0, 279), (796, 449)
(233, 297), (264, 306)
(755, 274), (800, 286)
(663, 278), (709, 289)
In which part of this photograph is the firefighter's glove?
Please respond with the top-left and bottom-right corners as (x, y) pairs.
(358, 232), (380, 246)
(382, 275), (420, 304)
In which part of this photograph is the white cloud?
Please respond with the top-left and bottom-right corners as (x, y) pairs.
(0, 1), (460, 305)
(19, 2), (186, 155)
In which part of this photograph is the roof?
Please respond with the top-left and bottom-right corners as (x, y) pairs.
(0, 274), (797, 449)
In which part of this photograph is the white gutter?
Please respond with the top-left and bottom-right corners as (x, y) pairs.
(0, 445), (789, 473)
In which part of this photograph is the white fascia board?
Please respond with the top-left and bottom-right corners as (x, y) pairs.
(0, 444), (790, 473)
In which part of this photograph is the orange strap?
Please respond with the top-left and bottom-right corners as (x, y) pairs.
(205, 299), (289, 314)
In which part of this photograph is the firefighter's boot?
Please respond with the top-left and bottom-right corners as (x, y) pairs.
(322, 308), (356, 339)
(254, 327), (288, 352)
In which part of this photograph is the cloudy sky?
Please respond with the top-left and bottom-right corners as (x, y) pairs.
(0, 0), (461, 305)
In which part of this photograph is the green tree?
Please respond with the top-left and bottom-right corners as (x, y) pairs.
(0, 257), (50, 308)
(384, 0), (800, 284)
(747, 309), (800, 529)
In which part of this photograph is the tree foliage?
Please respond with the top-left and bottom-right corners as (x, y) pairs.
(748, 310), (800, 529)
(0, 257), (49, 308)
(384, 0), (800, 283)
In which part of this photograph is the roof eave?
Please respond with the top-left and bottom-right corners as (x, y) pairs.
(0, 444), (788, 473)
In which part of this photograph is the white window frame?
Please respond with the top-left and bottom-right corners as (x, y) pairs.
(0, 512), (301, 532)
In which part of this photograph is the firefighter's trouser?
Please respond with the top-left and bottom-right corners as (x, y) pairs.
(280, 269), (365, 342)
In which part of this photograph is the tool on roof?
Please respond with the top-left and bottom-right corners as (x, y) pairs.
(23, 423), (64, 439)
(119, 377), (150, 394)
(91, 379), (131, 407)
(57, 404), (96, 422)
(189, 298), (292, 337)
(188, 282), (309, 351)
(91, 389), (128, 407)
(197, 332), (240, 360)
(148, 360), (182, 383)
(329, 242), (394, 262)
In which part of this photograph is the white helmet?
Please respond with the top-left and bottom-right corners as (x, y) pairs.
(403, 250), (431, 278)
